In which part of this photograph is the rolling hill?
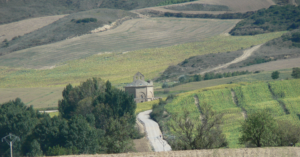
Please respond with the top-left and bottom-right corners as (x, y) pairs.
(0, 18), (240, 68)
(0, 0), (165, 24)
(0, 8), (138, 55)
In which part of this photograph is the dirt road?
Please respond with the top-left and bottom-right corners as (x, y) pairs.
(200, 44), (262, 74)
(137, 110), (172, 152)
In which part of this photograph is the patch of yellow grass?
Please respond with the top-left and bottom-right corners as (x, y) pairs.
(136, 98), (167, 114)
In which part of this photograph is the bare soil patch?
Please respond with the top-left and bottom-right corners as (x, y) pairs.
(0, 15), (67, 42)
(133, 138), (152, 152)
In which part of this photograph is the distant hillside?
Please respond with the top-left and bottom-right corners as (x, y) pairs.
(158, 30), (300, 80)
(0, 0), (165, 24)
(228, 29), (300, 68)
(0, 8), (138, 56)
(230, 5), (300, 35)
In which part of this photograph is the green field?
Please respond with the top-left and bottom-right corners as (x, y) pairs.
(159, 79), (300, 148)
(196, 88), (244, 148)
(233, 82), (285, 117)
(0, 32), (285, 88)
(269, 79), (300, 124)
(0, 67), (294, 110)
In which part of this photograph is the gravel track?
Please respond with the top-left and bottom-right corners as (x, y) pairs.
(137, 110), (172, 152)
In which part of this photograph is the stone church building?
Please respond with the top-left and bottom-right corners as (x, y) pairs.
(124, 72), (154, 103)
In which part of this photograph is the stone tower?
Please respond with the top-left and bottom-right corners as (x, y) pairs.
(124, 72), (154, 103)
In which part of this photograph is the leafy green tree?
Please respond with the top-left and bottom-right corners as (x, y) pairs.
(59, 78), (106, 119)
(66, 115), (103, 154)
(162, 82), (169, 88)
(271, 71), (280, 79)
(291, 67), (300, 78)
(30, 116), (69, 153)
(276, 120), (300, 146)
(193, 74), (202, 81)
(168, 103), (227, 150)
(179, 75), (187, 83)
(0, 98), (43, 156)
(26, 140), (43, 157)
(104, 115), (134, 153)
(239, 110), (278, 147)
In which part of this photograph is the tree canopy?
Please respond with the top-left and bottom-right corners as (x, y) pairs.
(1, 78), (138, 156)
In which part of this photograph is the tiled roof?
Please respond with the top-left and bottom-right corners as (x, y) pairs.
(125, 80), (151, 87)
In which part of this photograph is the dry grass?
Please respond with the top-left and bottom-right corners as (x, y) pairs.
(135, 0), (275, 15)
(0, 15), (67, 42)
(0, 18), (240, 68)
(52, 147), (300, 157)
(222, 57), (300, 73)
(0, 87), (63, 108)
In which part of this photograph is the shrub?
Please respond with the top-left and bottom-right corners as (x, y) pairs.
(291, 67), (300, 78)
(271, 71), (280, 79)
(74, 18), (97, 24)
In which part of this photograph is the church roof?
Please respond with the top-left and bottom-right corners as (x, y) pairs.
(125, 79), (152, 87)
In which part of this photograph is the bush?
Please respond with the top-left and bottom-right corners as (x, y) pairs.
(271, 71), (280, 79)
(239, 110), (278, 147)
(46, 145), (78, 156)
(74, 18), (97, 23)
(162, 82), (169, 88)
(291, 67), (300, 78)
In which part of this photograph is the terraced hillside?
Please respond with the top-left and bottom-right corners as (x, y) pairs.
(163, 79), (300, 148)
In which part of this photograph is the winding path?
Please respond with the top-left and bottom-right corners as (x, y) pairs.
(137, 110), (172, 152)
(200, 44), (262, 74)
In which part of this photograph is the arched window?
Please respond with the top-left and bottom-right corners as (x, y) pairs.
(141, 95), (143, 98)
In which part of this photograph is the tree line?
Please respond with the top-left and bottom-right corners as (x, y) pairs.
(0, 78), (139, 156)
(163, 11), (255, 19)
(162, 71), (252, 88)
(230, 5), (300, 35)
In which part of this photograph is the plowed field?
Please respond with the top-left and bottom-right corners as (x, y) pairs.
(0, 15), (67, 42)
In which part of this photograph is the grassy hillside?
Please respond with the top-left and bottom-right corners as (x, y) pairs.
(159, 29), (300, 79)
(0, 8), (137, 55)
(163, 79), (300, 148)
(230, 5), (300, 35)
(0, 32), (284, 88)
(0, 18), (239, 68)
(0, 0), (165, 24)
(228, 29), (300, 68)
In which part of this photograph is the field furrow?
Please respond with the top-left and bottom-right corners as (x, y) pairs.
(196, 88), (244, 148)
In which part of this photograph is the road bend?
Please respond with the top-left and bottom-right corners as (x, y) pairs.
(137, 110), (172, 152)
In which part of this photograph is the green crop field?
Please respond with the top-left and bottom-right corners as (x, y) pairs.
(233, 82), (285, 116)
(196, 88), (244, 148)
(165, 93), (200, 120)
(269, 79), (300, 124)
(156, 79), (300, 148)
(0, 31), (285, 89)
